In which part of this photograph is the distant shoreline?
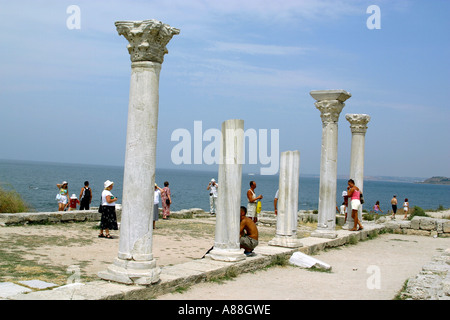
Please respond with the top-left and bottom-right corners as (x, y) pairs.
(416, 176), (450, 186)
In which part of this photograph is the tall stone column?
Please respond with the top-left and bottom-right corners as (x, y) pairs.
(98, 20), (179, 285)
(268, 151), (302, 248)
(310, 90), (351, 239)
(207, 119), (246, 262)
(344, 114), (370, 229)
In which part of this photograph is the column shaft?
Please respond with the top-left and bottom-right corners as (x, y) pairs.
(207, 119), (246, 262)
(118, 61), (160, 261)
(345, 114), (370, 228)
(98, 20), (179, 285)
(268, 151), (302, 248)
(310, 90), (351, 239)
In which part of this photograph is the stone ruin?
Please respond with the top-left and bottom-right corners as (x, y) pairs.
(97, 19), (375, 286)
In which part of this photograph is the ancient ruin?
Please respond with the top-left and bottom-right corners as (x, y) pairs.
(206, 119), (246, 262)
(344, 114), (371, 229)
(268, 150), (303, 248)
(98, 20), (180, 285)
(310, 90), (351, 239)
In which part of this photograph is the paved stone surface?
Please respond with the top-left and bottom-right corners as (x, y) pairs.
(0, 282), (32, 299)
(18, 280), (58, 290)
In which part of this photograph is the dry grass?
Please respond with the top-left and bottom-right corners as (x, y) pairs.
(0, 185), (32, 213)
(0, 216), (316, 285)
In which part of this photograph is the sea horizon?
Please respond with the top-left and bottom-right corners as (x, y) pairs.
(0, 158), (431, 183)
(1, 158), (449, 214)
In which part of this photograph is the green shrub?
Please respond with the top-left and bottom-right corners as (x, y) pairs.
(408, 206), (427, 220)
(0, 185), (31, 213)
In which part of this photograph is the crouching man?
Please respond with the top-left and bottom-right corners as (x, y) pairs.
(240, 206), (259, 257)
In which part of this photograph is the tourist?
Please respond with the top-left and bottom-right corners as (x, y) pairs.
(56, 181), (69, 211)
(274, 189), (278, 215)
(68, 194), (80, 211)
(342, 191), (348, 222)
(339, 201), (347, 217)
(247, 181), (263, 223)
(347, 179), (364, 231)
(391, 195), (398, 219)
(98, 180), (118, 239)
(403, 198), (409, 219)
(153, 184), (163, 229)
(206, 178), (218, 215)
(239, 206), (259, 257)
(372, 201), (383, 215)
(79, 181), (92, 210)
(161, 181), (172, 219)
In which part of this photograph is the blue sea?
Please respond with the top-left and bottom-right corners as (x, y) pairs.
(0, 159), (449, 213)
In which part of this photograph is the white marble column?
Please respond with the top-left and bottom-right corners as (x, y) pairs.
(207, 119), (246, 262)
(268, 151), (302, 248)
(98, 20), (179, 285)
(343, 114), (370, 229)
(310, 90), (351, 239)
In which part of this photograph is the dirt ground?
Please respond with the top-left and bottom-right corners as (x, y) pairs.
(0, 216), (288, 285)
(0, 212), (449, 300)
(157, 232), (449, 300)
(0, 218), (217, 284)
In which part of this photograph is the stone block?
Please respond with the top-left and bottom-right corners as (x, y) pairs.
(0, 214), (21, 225)
(289, 252), (331, 271)
(0, 282), (32, 299)
(49, 213), (63, 222)
(87, 211), (102, 221)
(404, 229), (431, 236)
(399, 220), (412, 229)
(23, 213), (48, 223)
(18, 280), (58, 290)
(436, 219), (446, 232)
(61, 212), (76, 221)
(443, 221), (450, 233)
(420, 217), (437, 231)
(410, 217), (421, 230)
(422, 262), (449, 276)
(385, 221), (401, 230)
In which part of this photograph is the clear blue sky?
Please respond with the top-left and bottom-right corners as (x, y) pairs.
(0, 0), (449, 178)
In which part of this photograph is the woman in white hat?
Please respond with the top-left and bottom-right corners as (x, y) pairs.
(99, 180), (118, 239)
(56, 181), (69, 211)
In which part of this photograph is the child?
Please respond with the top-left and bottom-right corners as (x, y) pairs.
(68, 194), (80, 211)
(373, 201), (383, 215)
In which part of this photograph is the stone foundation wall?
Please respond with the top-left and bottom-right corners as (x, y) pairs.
(400, 248), (450, 300)
(0, 207), (209, 226)
(384, 216), (450, 238)
(0, 208), (123, 226)
(258, 211), (346, 226)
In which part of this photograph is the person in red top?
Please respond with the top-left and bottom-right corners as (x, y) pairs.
(68, 194), (80, 211)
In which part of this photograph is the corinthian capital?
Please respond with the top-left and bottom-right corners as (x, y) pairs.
(346, 114), (371, 134)
(310, 90), (351, 124)
(315, 100), (345, 124)
(115, 19), (180, 63)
